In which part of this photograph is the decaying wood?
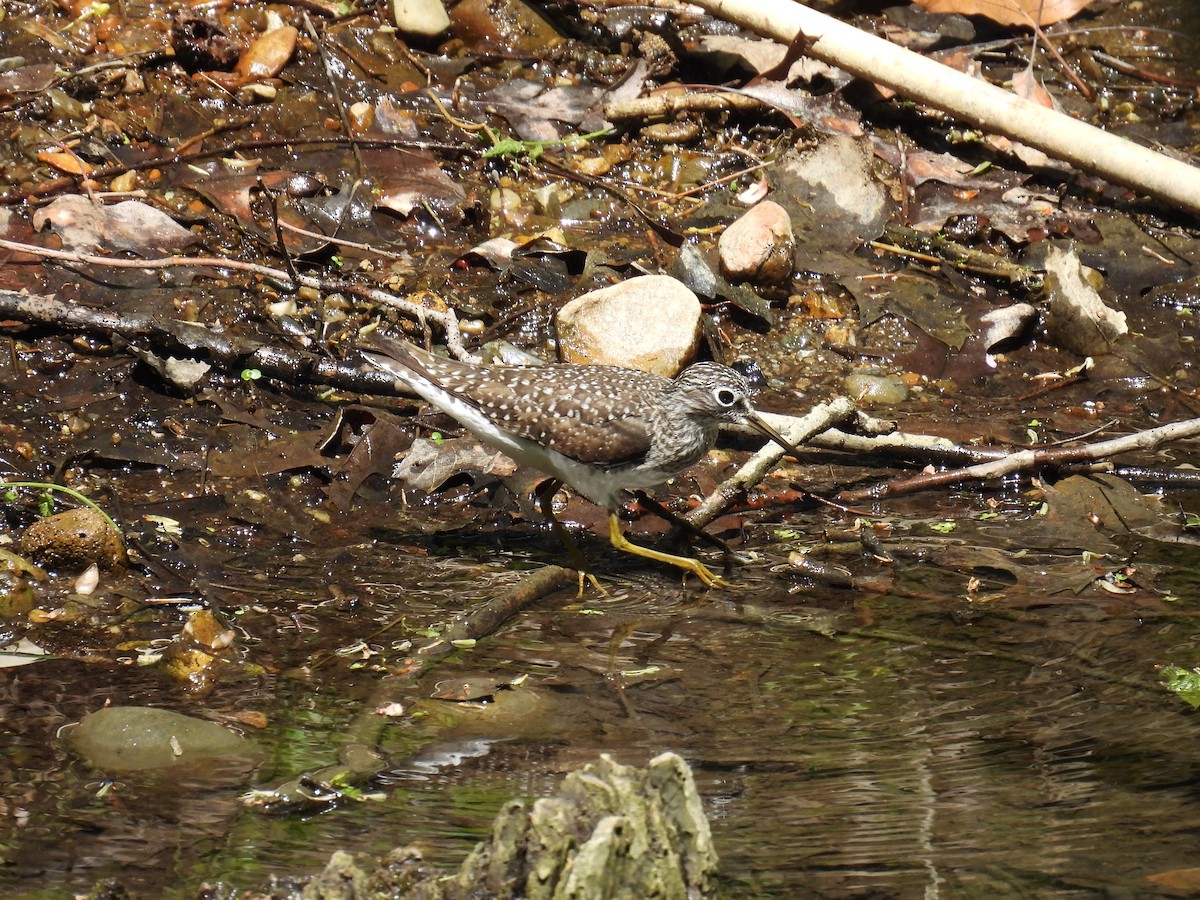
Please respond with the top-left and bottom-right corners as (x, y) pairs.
(296, 753), (719, 900)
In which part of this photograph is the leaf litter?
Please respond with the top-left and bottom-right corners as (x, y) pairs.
(0, 0), (1199, 894)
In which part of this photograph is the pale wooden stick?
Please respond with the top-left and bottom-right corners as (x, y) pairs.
(691, 0), (1200, 216)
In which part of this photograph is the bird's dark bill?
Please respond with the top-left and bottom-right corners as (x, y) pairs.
(746, 412), (804, 461)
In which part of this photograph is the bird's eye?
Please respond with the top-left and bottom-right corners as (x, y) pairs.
(714, 388), (738, 407)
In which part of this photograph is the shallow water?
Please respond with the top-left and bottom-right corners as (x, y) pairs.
(4, 504), (1200, 898)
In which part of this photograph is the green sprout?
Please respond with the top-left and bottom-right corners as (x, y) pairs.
(481, 126), (613, 162)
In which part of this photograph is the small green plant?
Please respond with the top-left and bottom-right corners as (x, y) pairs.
(328, 772), (384, 803)
(1161, 665), (1200, 709)
(480, 126), (613, 162)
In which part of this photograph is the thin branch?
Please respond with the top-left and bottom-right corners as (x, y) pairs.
(686, 398), (858, 529)
(840, 417), (1200, 501)
(690, 0), (1200, 216)
(0, 237), (474, 360)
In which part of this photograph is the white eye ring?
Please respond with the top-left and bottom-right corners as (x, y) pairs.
(714, 387), (739, 407)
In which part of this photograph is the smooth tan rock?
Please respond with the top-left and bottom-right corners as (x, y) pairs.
(391, 0), (450, 37)
(556, 275), (701, 376)
(843, 371), (909, 405)
(718, 199), (795, 284)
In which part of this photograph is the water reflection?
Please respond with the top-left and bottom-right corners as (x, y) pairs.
(4, 522), (1200, 897)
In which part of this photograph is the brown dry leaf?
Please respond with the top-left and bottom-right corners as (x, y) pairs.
(32, 195), (199, 255)
(36, 150), (92, 175)
(911, 0), (1093, 27)
(1011, 68), (1057, 108)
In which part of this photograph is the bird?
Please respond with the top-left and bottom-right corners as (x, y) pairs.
(361, 332), (800, 588)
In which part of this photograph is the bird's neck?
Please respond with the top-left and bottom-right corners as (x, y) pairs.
(647, 406), (719, 470)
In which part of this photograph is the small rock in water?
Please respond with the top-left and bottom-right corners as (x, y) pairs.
(18, 507), (126, 571)
(718, 200), (795, 285)
(843, 371), (910, 405)
(556, 275), (702, 376)
(65, 706), (263, 776)
(391, 0), (450, 36)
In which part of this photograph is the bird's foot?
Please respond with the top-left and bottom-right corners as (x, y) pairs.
(574, 569), (608, 598)
(683, 559), (734, 591)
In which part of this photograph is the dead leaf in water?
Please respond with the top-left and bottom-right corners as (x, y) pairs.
(1011, 68), (1060, 111)
(1043, 244), (1127, 356)
(32, 195), (199, 255)
(911, 0), (1094, 27)
(36, 150), (92, 175)
(1039, 474), (1161, 552)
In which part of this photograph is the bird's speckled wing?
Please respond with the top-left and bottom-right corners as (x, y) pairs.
(363, 335), (665, 466)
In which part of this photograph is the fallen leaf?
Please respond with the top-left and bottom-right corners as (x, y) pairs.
(374, 157), (467, 216)
(1012, 68), (1058, 109)
(32, 195), (199, 255)
(1043, 244), (1127, 356)
(478, 79), (604, 142)
(36, 150), (92, 175)
(912, 0), (1094, 27)
(0, 63), (56, 93)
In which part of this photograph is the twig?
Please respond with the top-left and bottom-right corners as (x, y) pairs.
(686, 397), (858, 529)
(689, 0), (1200, 216)
(840, 416), (1200, 501)
(649, 159), (771, 207)
(0, 289), (446, 396)
(604, 88), (772, 122)
(1091, 49), (1200, 89)
(302, 12), (365, 176)
(0, 237), (474, 360)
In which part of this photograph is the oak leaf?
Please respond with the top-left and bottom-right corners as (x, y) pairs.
(911, 0), (1093, 27)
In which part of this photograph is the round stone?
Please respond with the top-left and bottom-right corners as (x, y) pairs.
(556, 275), (702, 376)
(718, 200), (795, 285)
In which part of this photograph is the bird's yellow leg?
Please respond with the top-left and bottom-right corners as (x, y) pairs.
(607, 513), (732, 590)
(535, 480), (606, 597)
